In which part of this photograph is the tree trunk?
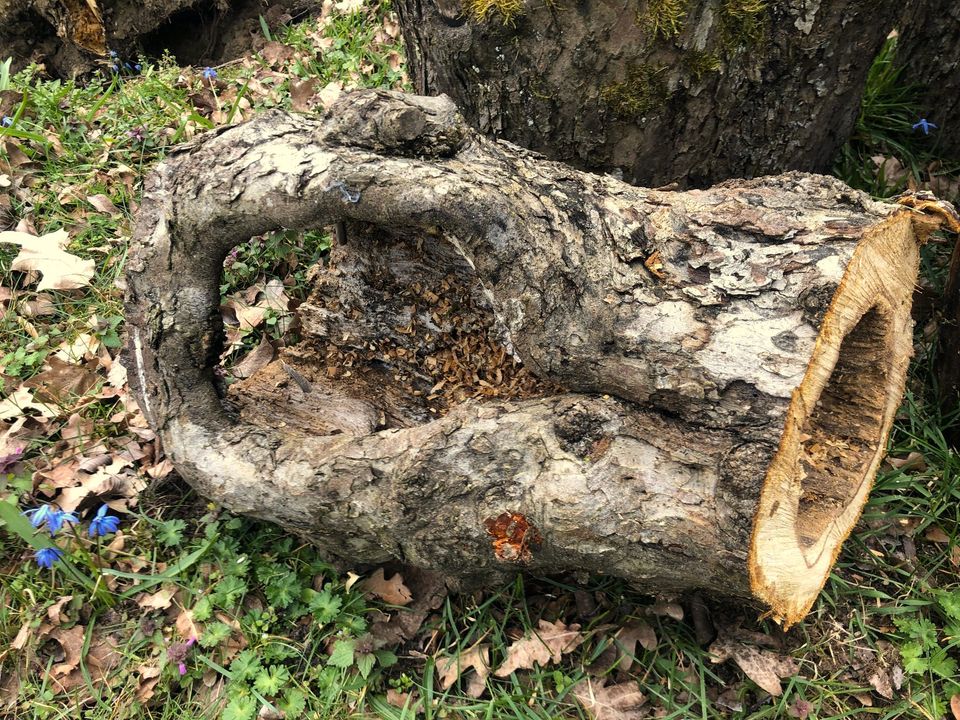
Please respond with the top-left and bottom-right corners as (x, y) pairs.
(393, 0), (904, 187)
(124, 90), (951, 625)
(896, 1), (960, 161)
(0, 0), (314, 77)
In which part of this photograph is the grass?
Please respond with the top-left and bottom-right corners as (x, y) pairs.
(0, 6), (959, 720)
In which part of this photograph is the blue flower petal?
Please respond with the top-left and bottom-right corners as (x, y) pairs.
(89, 505), (121, 537)
(23, 505), (55, 528)
(35, 547), (63, 569)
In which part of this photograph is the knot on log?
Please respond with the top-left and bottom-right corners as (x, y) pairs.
(319, 90), (468, 157)
(124, 90), (954, 627)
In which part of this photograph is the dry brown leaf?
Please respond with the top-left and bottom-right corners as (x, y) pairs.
(10, 621), (32, 650)
(950, 694), (960, 720)
(572, 679), (647, 720)
(869, 669), (894, 700)
(232, 339), (276, 379)
(54, 333), (100, 363)
(362, 568), (413, 606)
(335, 0), (364, 12)
(0, 386), (59, 421)
(48, 625), (85, 678)
(24, 356), (99, 404)
(437, 644), (490, 691)
(51, 634), (121, 694)
(885, 451), (926, 472)
(385, 688), (415, 708)
(494, 619), (585, 677)
(787, 698), (813, 719)
(19, 292), (56, 317)
(261, 41), (295, 65)
(649, 601), (684, 621)
(136, 664), (162, 703)
(46, 596), (74, 625)
(55, 458), (137, 511)
(138, 586), (177, 610)
(709, 639), (798, 697)
(614, 621), (657, 672)
(176, 607), (201, 641)
(0, 229), (95, 290)
(290, 78), (319, 112)
(925, 526), (951, 543)
(86, 194), (120, 215)
(107, 359), (128, 388)
(60, 413), (94, 450)
(223, 296), (268, 330)
(318, 81), (343, 109)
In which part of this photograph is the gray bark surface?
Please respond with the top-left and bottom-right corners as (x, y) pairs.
(896, 2), (960, 160)
(394, 0), (903, 187)
(124, 90), (902, 605)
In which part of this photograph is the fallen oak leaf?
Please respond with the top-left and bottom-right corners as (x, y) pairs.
(613, 621), (657, 672)
(47, 625), (85, 678)
(709, 638), (799, 697)
(46, 595), (74, 625)
(0, 386), (59, 421)
(137, 585), (176, 611)
(869, 669), (894, 700)
(649, 600), (683, 621)
(10, 621), (32, 650)
(231, 338), (275, 380)
(951, 694), (960, 720)
(494, 619), (585, 677)
(572, 679), (647, 720)
(361, 567), (413, 606)
(437, 643), (490, 691)
(86, 194), (120, 216)
(0, 228), (94, 290)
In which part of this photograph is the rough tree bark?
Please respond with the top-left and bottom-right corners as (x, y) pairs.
(124, 90), (955, 624)
(0, 0), (315, 77)
(896, 1), (960, 162)
(394, 0), (905, 187)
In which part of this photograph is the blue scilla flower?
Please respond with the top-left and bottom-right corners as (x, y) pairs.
(912, 118), (937, 135)
(23, 505), (77, 535)
(23, 504), (56, 528)
(88, 504), (120, 537)
(46, 509), (78, 535)
(202, 67), (217, 80)
(1, 116), (12, 128)
(35, 547), (63, 569)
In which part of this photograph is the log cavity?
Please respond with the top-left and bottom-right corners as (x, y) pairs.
(795, 307), (888, 549)
(225, 228), (554, 434)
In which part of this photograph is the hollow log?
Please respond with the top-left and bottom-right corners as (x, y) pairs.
(124, 90), (954, 625)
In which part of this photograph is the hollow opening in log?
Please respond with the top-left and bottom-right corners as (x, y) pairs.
(750, 209), (922, 627)
(795, 306), (889, 549)
(223, 227), (554, 437)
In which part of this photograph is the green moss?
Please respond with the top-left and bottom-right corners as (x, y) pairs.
(719, 0), (768, 47)
(685, 49), (721, 80)
(463, 0), (524, 24)
(635, 0), (689, 41)
(600, 64), (669, 117)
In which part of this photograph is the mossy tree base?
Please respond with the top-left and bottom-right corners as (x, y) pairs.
(124, 91), (950, 624)
(394, 0), (905, 187)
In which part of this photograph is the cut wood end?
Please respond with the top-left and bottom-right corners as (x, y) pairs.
(749, 212), (921, 627)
